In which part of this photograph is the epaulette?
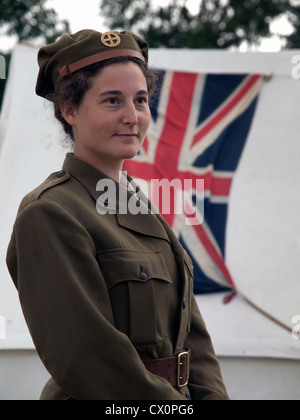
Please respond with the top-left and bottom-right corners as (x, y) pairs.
(19, 170), (70, 210)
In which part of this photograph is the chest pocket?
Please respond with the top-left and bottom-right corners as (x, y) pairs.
(97, 249), (172, 345)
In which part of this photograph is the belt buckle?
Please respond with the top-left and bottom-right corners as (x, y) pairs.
(177, 351), (189, 388)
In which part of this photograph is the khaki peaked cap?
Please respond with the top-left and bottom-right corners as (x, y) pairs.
(36, 30), (149, 99)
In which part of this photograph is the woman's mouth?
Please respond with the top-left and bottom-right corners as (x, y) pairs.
(116, 134), (138, 137)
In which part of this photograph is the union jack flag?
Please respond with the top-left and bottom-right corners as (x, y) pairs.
(124, 71), (263, 294)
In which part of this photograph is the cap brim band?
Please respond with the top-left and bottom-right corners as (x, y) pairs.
(59, 49), (147, 79)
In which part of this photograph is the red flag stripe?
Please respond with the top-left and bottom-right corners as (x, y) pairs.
(185, 202), (236, 288)
(191, 74), (262, 148)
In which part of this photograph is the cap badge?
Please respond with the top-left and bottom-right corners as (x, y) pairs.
(101, 32), (121, 48)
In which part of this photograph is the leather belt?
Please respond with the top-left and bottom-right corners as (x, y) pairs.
(142, 348), (191, 388)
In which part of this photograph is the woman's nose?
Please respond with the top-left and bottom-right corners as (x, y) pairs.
(122, 102), (138, 125)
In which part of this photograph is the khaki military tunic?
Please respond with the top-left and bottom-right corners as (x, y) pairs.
(6, 153), (229, 400)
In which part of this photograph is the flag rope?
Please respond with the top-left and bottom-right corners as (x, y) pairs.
(224, 290), (293, 335)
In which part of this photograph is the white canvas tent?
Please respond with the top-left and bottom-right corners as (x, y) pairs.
(0, 44), (300, 400)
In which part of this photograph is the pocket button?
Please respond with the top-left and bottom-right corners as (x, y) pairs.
(139, 272), (148, 280)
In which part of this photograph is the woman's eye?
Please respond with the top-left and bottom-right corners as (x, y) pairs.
(105, 98), (120, 105)
(136, 97), (148, 105)
(104, 97), (148, 106)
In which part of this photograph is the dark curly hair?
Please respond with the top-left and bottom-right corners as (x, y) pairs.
(48, 56), (157, 144)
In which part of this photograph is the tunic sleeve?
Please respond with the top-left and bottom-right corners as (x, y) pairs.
(184, 296), (230, 400)
(6, 200), (186, 400)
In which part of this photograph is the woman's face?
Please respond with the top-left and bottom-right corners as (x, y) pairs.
(62, 61), (151, 173)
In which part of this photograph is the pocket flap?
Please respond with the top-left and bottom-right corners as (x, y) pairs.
(97, 249), (172, 290)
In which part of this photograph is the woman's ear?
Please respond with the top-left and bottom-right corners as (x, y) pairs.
(60, 102), (77, 126)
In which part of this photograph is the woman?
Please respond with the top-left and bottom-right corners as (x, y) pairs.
(6, 30), (229, 400)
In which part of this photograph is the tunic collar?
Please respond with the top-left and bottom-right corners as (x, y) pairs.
(62, 153), (172, 243)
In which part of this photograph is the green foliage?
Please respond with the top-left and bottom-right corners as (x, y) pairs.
(100, 0), (300, 49)
(0, 0), (70, 110)
(0, 0), (70, 43)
